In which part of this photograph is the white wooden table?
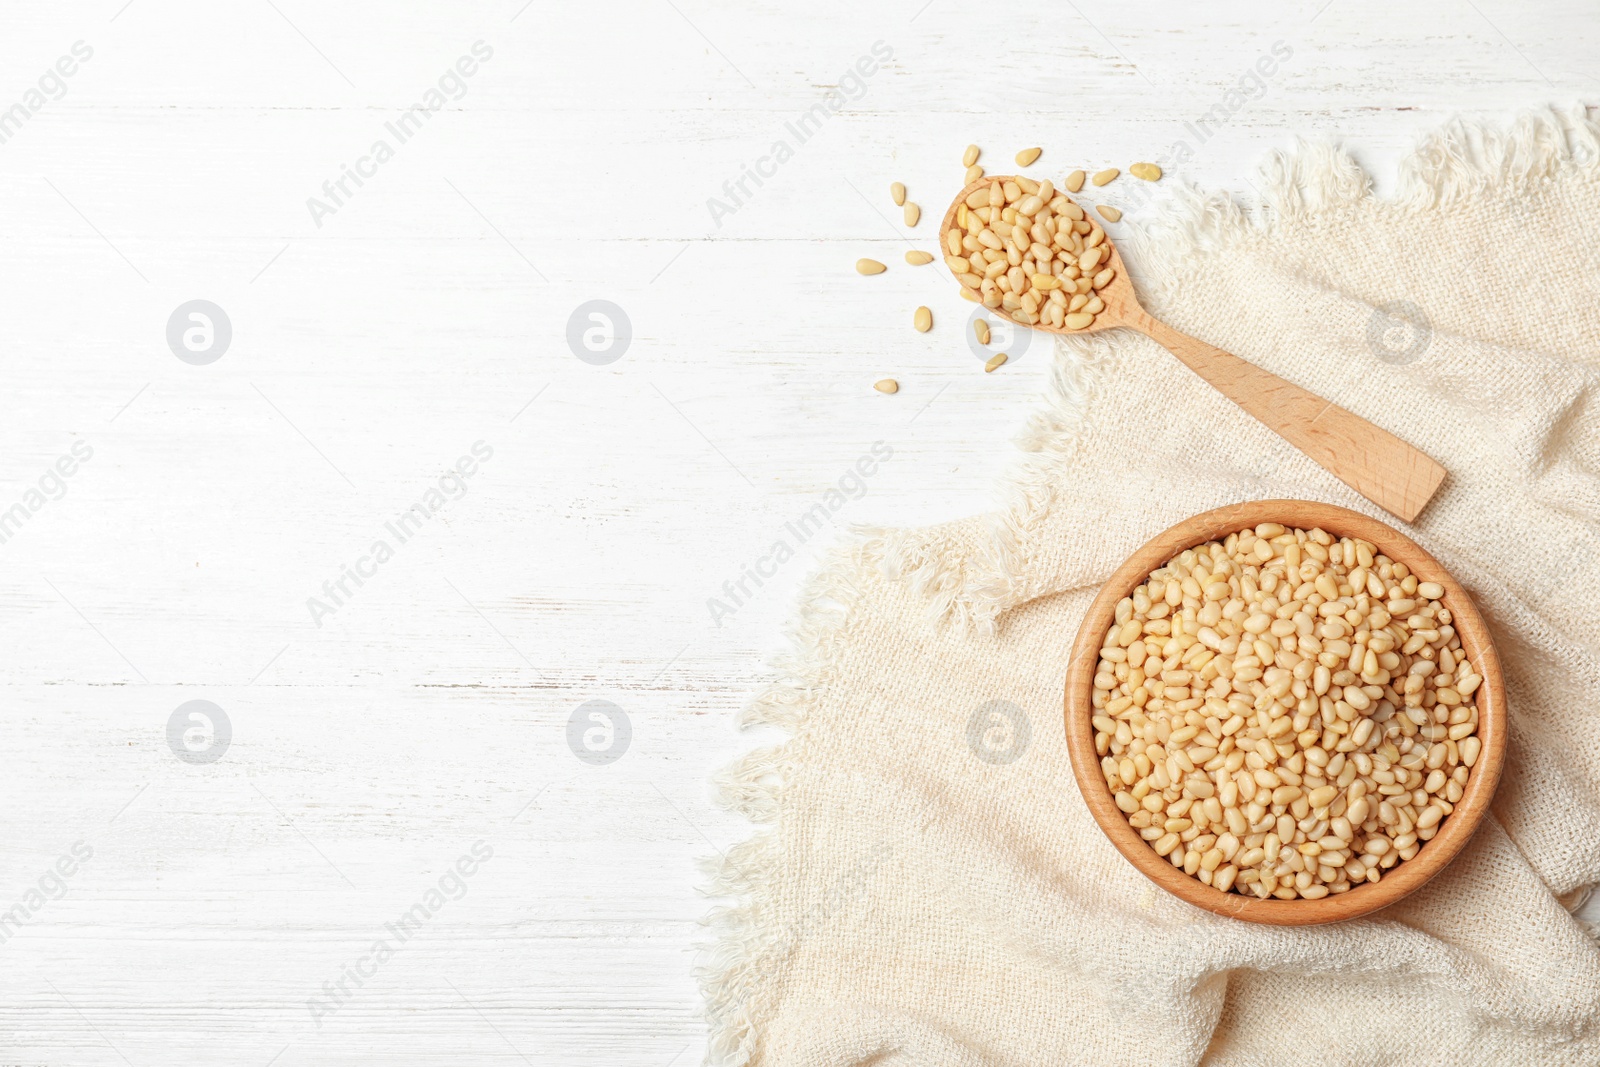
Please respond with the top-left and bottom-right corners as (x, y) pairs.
(2, 2), (1595, 1063)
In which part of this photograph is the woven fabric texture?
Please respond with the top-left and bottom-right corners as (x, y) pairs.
(702, 106), (1600, 1067)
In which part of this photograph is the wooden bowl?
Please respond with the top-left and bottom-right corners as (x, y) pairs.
(1063, 500), (1507, 925)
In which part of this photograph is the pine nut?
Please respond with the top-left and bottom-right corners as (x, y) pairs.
(963, 144), (980, 167)
(890, 182), (906, 206)
(856, 259), (886, 275)
(1091, 524), (1484, 901)
(913, 307), (932, 332)
(905, 250), (933, 265)
(965, 164), (984, 185)
(1092, 168), (1119, 186)
(904, 203), (921, 227)
(1065, 170), (1086, 192)
(1096, 205), (1122, 222)
(984, 352), (1007, 373)
(1307, 785), (1339, 808)
(1129, 162), (1162, 181)
(974, 320), (990, 345)
(873, 379), (897, 393)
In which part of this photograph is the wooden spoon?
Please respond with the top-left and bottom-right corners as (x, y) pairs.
(940, 177), (1447, 523)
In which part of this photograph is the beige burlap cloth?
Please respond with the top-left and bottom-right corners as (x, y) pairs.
(702, 107), (1600, 1066)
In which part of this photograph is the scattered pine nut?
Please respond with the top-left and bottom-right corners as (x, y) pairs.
(1065, 169), (1086, 193)
(891, 181), (907, 206)
(963, 144), (980, 167)
(1096, 205), (1122, 223)
(964, 164), (984, 185)
(904, 250), (934, 265)
(1129, 162), (1162, 182)
(1092, 168), (1119, 187)
(1015, 147), (1042, 167)
(913, 306), (932, 332)
(1092, 525), (1482, 901)
(855, 258), (887, 275)
(974, 320), (990, 345)
(984, 352), (1007, 373)
(874, 378), (898, 393)
(904, 202), (921, 227)
(958, 289), (980, 303)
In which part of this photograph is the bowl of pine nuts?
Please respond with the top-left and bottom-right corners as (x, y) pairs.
(1064, 500), (1506, 925)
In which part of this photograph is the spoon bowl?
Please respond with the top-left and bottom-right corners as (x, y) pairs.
(939, 176), (1139, 336)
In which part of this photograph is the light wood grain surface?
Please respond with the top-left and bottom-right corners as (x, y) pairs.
(2, 2), (1597, 1064)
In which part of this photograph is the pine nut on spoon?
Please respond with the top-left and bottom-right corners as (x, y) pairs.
(937, 176), (1447, 522)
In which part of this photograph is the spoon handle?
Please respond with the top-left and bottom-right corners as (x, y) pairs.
(1129, 310), (1447, 522)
